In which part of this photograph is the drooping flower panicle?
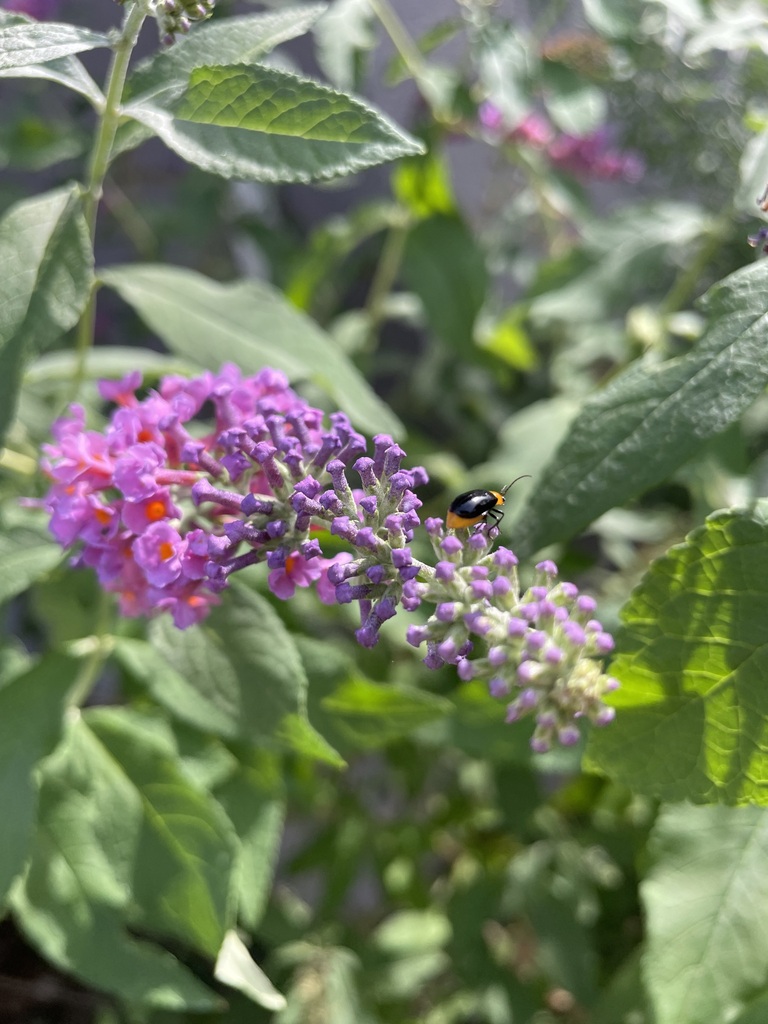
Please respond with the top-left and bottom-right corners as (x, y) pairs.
(39, 365), (425, 633)
(38, 365), (616, 749)
(403, 523), (618, 752)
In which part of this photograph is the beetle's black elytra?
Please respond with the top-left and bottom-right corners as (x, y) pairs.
(445, 476), (530, 531)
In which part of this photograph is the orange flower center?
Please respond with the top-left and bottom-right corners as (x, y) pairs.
(159, 541), (175, 562)
(145, 499), (166, 522)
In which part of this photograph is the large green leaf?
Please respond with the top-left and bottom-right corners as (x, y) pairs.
(512, 259), (768, 557)
(128, 5), (328, 100)
(0, 523), (60, 605)
(313, 0), (376, 91)
(642, 804), (768, 1024)
(214, 749), (286, 932)
(0, 654), (76, 908)
(12, 710), (237, 1008)
(401, 214), (488, 357)
(85, 710), (237, 954)
(0, 40), (103, 106)
(587, 507), (768, 804)
(0, 184), (93, 444)
(124, 585), (308, 744)
(321, 676), (452, 748)
(99, 263), (402, 436)
(124, 61), (424, 184)
(0, 14), (109, 70)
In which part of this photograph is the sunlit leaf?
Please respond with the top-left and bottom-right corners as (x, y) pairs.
(99, 263), (402, 436)
(642, 804), (768, 1024)
(587, 507), (768, 804)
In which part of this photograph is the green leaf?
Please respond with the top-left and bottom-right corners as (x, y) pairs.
(83, 709), (237, 955)
(25, 346), (195, 387)
(0, 52), (103, 106)
(0, 15), (109, 70)
(321, 677), (452, 748)
(512, 259), (768, 557)
(127, 585), (309, 750)
(12, 711), (235, 1008)
(99, 263), (402, 436)
(586, 508), (768, 804)
(127, 5), (328, 101)
(401, 214), (488, 356)
(392, 151), (455, 218)
(313, 0), (376, 91)
(0, 523), (60, 605)
(0, 654), (76, 907)
(527, 202), (709, 325)
(215, 930), (287, 1011)
(642, 804), (768, 1024)
(541, 63), (607, 135)
(214, 751), (286, 932)
(581, 0), (640, 38)
(0, 184), (93, 444)
(125, 61), (424, 184)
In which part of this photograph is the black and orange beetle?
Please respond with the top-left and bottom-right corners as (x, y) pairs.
(446, 476), (530, 532)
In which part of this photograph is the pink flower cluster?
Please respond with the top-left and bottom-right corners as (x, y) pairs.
(39, 366), (351, 628)
(478, 103), (644, 183)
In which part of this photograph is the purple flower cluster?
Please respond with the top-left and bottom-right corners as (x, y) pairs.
(38, 364), (618, 748)
(478, 103), (644, 183)
(403, 521), (618, 752)
(40, 365), (422, 630)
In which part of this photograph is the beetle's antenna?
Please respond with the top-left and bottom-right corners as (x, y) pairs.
(500, 475), (531, 496)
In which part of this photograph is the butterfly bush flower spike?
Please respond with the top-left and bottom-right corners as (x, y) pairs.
(405, 523), (618, 753)
(38, 365), (616, 750)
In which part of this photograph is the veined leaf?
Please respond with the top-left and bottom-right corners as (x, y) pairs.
(587, 507), (768, 804)
(0, 184), (93, 444)
(0, 15), (109, 70)
(642, 804), (768, 1024)
(127, 5), (329, 101)
(99, 263), (402, 436)
(0, 51), (103, 105)
(0, 654), (76, 908)
(512, 259), (768, 557)
(124, 61), (424, 184)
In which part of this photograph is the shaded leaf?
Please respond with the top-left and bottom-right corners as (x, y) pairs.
(313, 0), (376, 91)
(321, 676), (452, 748)
(0, 184), (93, 444)
(587, 507), (768, 804)
(215, 750), (286, 932)
(135, 585), (309, 747)
(0, 654), (76, 907)
(0, 52), (103, 106)
(513, 259), (768, 557)
(99, 262), (402, 436)
(401, 214), (488, 356)
(0, 523), (60, 605)
(642, 804), (768, 1024)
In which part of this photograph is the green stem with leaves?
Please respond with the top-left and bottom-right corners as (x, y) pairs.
(73, 1), (147, 393)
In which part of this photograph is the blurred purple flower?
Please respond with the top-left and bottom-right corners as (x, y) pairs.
(3, 0), (58, 17)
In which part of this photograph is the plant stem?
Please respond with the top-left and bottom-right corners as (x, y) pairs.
(659, 215), (732, 317)
(364, 213), (410, 349)
(67, 591), (115, 708)
(73, 1), (147, 392)
(369, 0), (426, 79)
